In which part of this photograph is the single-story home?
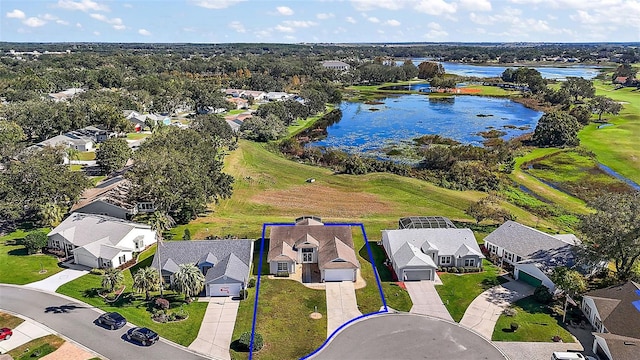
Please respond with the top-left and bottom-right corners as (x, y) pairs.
(48, 88), (85, 102)
(267, 216), (360, 282)
(382, 227), (484, 281)
(581, 281), (640, 360)
(48, 213), (156, 269)
(321, 60), (351, 71)
(151, 239), (254, 297)
(37, 132), (94, 152)
(71, 176), (137, 220)
(483, 221), (580, 291)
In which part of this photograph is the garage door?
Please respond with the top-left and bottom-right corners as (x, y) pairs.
(518, 270), (543, 287)
(324, 269), (354, 282)
(207, 283), (242, 297)
(404, 269), (432, 281)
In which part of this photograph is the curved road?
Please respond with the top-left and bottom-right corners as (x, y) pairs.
(0, 285), (206, 360)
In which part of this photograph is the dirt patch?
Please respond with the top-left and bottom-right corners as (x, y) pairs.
(250, 185), (394, 218)
(40, 341), (96, 360)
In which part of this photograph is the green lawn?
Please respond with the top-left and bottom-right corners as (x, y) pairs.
(56, 270), (207, 347)
(0, 226), (62, 284)
(76, 151), (96, 161)
(0, 311), (25, 329)
(287, 105), (335, 137)
(126, 132), (151, 140)
(435, 260), (507, 322)
(492, 296), (574, 343)
(8, 334), (65, 360)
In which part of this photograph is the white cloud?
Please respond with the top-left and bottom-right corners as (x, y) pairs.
(76, 22), (82, 27)
(316, 13), (335, 20)
(6, 9), (26, 19)
(346, 16), (357, 24)
(276, 6), (294, 15)
(281, 20), (317, 28)
(57, 0), (109, 12)
(138, 28), (151, 36)
(254, 29), (271, 38)
(56, 19), (70, 25)
(192, 0), (245, 9)
(425, 28), (448, 39)
(458, 0), (491, 11)
(275, 24), (294, 33)
(123, 3), (133, 8)
(284, 35), (296, 40)
(90, 13), (125, 30)
(41, 14), (58, 21)
(183, 27), (196, 32)
(414, 0), (457, 15)
(385, 19), (401, 26)
(427, 22), (443, 30)
(93, 31), (100, 35)
(113, 24), (125, 30)
(368, 17), (380, 23)
(229, 21), (246, 33)
(351, 0), (410, 11)
(23, 17), (47, 27)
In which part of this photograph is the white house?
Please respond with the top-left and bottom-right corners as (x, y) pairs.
(47, 213), (156, 269)
(483, 221), (580, 292)
(321, 60), (351, 71)
(581, 282), (640, 360)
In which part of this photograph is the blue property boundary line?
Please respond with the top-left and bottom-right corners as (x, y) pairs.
(249, 222), (388, 359)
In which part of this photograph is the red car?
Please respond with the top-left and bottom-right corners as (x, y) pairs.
(0, 328), (12, 341)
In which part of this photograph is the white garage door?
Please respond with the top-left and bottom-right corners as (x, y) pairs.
(74, 253), (97, 268)
(404, 269), (432, 281)
(324, 269), (354, 282)
(207, 283), (242, 297)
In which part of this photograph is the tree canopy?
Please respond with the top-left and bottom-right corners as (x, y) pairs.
(531, 111), (581, 147)
(95, 137), (132, 175)
(561, 77), (596, 103)
(240, 114), (287, 142)
(589, 95), (622, 122)
(417, 61), (445, 79)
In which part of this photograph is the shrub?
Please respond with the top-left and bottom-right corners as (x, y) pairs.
(155, 298), (170, 310)
(503, 308), (517, 317)
(239, 289), (248, 300)
(239, 331), (264, 352)
(276, 271), (289, 277)
(510, 322), (519, 331)
(90, 268), (105, 275)
(23, 230), (48, 254)
(533, 285), (553, 304)
(247, 277), (256, 288)
(183, 228), (191, 240)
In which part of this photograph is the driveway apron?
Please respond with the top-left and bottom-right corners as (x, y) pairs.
(0, 320), (52, 354)
(405, 281), (454, 322)
(25, 269), (89, 292)
(325, 282), (362, 338)
(188, 297), (239, 360)
(459, 279), (534, 339)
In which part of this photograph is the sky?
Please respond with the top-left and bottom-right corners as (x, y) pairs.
(1, 0), (639, 43)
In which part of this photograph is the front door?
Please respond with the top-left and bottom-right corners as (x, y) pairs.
(303, 252), (313, 263)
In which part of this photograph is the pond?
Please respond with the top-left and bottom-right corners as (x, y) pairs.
(309, 95), (542, 159)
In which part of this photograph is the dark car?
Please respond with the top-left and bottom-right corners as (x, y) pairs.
(97, 312), (127, 330)
(126, 327), (159, 346)
(0, 328), (12, 341)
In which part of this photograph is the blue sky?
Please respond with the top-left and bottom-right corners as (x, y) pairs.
(2, 0), (639, 43)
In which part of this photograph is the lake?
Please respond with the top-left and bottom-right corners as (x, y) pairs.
(310, 95), (542, 159)
(404, 58), (600, 80)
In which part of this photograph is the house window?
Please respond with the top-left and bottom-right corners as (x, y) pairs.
(119, 255), (126, 264)
(464, 259), (475, 267)
(277, 262), (288, 271)
(516, 256), (522, 262)
(584, 304), (591, 317)
(440, 256), (452, 265)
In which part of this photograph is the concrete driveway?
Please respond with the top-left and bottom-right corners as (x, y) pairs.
(459, 279), (534, 339)
(0, 319), (52, 354)
(405, 280), (454, 321)
(325, 282), (362, 338)
(188, 297), (239, 360)
(494, 341), (583, 360)
(25, 269), (88, 292)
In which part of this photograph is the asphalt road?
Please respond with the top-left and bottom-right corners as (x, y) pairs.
(309, 313), (508, 360)
(0, 285), (206, 360)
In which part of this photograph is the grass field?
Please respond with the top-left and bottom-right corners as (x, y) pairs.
(126, 132), (151, 140)
(287, 105), (335, 137)
(492, 297), (574, 343)
(0, 226), (62, 284)
(76, 151), (96, 161)
(8, 334), (65, 360)
(579, 80), (640, 184)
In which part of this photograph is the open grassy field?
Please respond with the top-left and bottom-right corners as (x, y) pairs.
(287, 105), (335, 137)
(0, 226), (62, 284)
(492, 297), (574, 343)
(579, 80), (640, 184)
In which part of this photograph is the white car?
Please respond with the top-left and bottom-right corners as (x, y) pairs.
(551, 352), (598, 360)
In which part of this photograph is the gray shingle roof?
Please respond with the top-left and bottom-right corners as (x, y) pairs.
(394, 242), (437, 269)
(48, 212), (150, 247)
(205, 253), (249, 283)
(585, 281), (640, 339)
(383, 228), (483, 262)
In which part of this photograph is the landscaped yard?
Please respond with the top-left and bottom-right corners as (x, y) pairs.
(7, 334), (65, 360)
(56, 270), (207, 347)
(492, 296), (574, 343)
(76, 151), (96, 161)
(0, 311), (25, 329)
(0, 226), (62, 284)
(435, 259), (507, 322)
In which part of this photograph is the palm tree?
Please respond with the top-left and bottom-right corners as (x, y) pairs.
(102, 268), (124, 293)
(133, 267), (160, 301)
(39, 202), (65, 227)
(149, 211), (175, 296)
(172, 263), (205, 300)
(65, 147), (80, 164)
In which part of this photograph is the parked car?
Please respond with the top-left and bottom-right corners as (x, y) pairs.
(96, 312), (127, 330)
(0, 328), (12, 340)
(126, 327), (159, 346)
(551, 352), (598, 360)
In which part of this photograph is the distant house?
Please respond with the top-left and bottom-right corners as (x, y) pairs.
(226, 97), (249, 110)
(48, 88), (85, 102)
(265, 92), (293, 102)
(224, 118), (244, 132)
(223, 89), (267, 102)
(267, 216), (360, 282)
(382, 218), (484, 281)
(151, 239), (254, 297)
(48, 213), (156, 269)
(36, 132), (94, 152)
(321, 60), (351, 71)
(71, 176), (138, 220)
(582, 281), (640, 360)
(483, 221), (581, 291)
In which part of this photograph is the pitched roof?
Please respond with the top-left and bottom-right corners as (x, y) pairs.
(483, 221), (579, 264)
(71, 176), (135, 213)
(585, 281), (640, 339)
(383, 228), (484, 263)
(151, 239), (253, 281)
(594, 333), (640, 360)
(268, 219), (359, 270)
(48, 212), (150, 248)
(205, 253), (249, 283)
(393, 242), (437, 269)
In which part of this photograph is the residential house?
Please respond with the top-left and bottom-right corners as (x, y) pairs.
(151, 239), (254, 297)
(581, 281), (640, 360)
(483, 221), (580, 291)
(70, 176), (138, 220)
(265, 92), (293, 102)
(321, 60), (351, 71)
(226, 97), (249, 110)
(36, 132), (94, 152)
(48, 88), (85, 102)
(47, 213), (156, 269)
(267, 216), (360, 282)
(382, 218), (484, 281)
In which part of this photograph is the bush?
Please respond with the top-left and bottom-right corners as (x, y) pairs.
(90, 268), (105, 275)
(247, 277), (256, 288)
(503, 308), (517, 317)
(239, 331), (264, 352)
(239, 289), (248, 300)
(510, 322), (519, 331)
(155, 298), (170, 310)
(183, 228), (191, 240)
(533, 285), (553, 304)
(23, 230), (48, 254)
(275, 271), (289, 277)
